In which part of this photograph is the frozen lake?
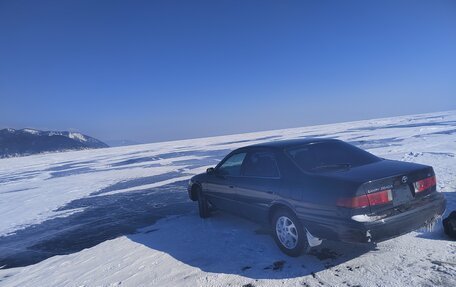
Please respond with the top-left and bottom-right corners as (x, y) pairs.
(0, 111), (455, 286)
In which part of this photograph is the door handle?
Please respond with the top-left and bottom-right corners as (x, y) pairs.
(266, 191), (275, 194)
(229, 185), (235, 189)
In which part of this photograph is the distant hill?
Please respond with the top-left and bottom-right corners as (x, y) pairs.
(0, 128), (109, 158)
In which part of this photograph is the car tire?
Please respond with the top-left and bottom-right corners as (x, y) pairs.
(272, 209), (309, 257)
(197, 187), (210, 218)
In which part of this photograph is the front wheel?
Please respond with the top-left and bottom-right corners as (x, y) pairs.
(272, 209), (309, 257)
(197, 188), (210, 218)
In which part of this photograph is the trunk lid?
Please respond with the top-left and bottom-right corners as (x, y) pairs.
(361, 163), (435, 214)
(326, 159), (435, 214)
(324, 159), (430, 184)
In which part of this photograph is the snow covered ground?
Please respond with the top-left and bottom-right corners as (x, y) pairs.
(0, 111), (455, 287)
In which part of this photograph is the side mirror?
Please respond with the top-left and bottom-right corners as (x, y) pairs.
(206, 167), (215, 174)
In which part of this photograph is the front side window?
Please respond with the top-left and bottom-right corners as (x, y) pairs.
(217, 152), (247, 176)
(242, 151), (280, 178)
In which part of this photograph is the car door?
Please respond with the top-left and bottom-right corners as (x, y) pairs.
(232, 148), (282, 222)
(204, 151), (247, 212)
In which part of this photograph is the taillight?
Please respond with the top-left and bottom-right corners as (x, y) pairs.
(414, 175), (436, 193)
(337, 194), (369, 208)
(337, 189), (392, 208)
(367, 189), (393, 206)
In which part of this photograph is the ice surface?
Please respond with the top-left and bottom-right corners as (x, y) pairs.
(0, 111), (455, 286)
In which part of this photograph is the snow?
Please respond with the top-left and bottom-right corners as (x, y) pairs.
(47, 131), (61, 136)
(21, 129), (39, 135)
(68, 132), (87, 142)
(0, 110), (455, 286)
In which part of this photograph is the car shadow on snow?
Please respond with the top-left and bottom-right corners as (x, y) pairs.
(128, 211), (377, 280)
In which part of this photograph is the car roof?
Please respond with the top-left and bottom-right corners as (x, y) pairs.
(239, 138), (340, 150)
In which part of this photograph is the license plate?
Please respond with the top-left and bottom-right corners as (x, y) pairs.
(393, 184), (413, 206)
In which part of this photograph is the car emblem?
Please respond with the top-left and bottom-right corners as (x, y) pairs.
(401, 176), (408, 184)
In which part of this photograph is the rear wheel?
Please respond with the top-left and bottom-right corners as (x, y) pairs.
(272, 209), (308, 256)
(197, 187), (210, 218)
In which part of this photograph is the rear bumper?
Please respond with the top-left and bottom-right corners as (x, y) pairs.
(314, 192), (446, 243)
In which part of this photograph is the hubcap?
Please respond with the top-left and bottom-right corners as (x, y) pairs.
(275, 216), (298, 249)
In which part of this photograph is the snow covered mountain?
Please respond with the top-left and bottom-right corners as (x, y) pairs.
(0, 128), (108, 158)
(0, 111), (455, 287)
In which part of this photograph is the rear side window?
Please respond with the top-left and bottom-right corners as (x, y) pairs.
(286, 141), (380, 172)
(242, 151), (280, 178)
(218, 152), (247, 176)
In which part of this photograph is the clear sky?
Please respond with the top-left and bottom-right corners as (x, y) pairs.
(1, 0), (455, 143)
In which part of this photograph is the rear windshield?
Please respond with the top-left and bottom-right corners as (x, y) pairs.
(286, 141), (380, 172)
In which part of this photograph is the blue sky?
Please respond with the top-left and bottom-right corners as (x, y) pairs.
(1, 0), (455, 143)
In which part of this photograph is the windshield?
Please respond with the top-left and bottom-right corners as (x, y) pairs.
(286, 141), (380, 172)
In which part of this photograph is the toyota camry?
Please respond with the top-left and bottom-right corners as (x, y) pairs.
(187, 139), (446, 256)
